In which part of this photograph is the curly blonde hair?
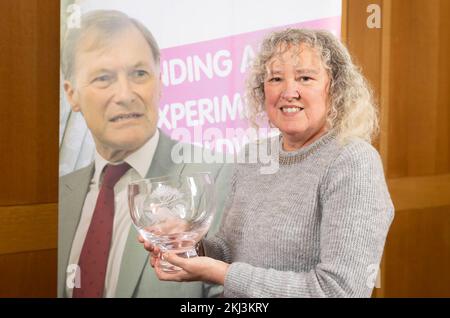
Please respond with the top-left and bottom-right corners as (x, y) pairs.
(246, 28), (378, 144)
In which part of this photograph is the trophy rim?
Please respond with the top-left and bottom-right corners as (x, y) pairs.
(128, 171), (214, 187)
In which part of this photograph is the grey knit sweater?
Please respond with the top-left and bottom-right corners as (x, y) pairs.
(204, 131), (394, 297)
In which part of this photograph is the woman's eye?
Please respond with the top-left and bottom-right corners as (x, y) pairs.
(268, 77), (282, 82)
(299, 76), (313, 82)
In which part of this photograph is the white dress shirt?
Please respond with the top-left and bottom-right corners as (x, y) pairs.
(66, 130), (159, 298)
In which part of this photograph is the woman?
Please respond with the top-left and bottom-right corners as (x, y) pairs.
(140, 28), (394, 297)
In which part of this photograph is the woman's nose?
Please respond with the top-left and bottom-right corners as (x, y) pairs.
(281, 81), (301, 101)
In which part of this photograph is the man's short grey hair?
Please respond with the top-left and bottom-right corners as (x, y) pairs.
(61, 10), (160, 83)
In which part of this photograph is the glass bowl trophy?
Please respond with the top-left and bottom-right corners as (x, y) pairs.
(128, 172), (215, 272)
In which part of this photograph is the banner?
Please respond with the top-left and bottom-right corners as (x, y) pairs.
(60, 0), (342, 175)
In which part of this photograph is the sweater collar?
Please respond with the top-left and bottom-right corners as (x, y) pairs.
(278, 130), (337, 165)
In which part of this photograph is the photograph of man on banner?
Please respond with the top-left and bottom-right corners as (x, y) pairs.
(59, 9), (231, 298)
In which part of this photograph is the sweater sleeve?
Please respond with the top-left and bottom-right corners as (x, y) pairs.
(202, 166), (238, 263)
(223, 141), (394, 297)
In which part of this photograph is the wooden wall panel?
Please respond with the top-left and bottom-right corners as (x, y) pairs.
(0, 0), (59, 298)
(387, 0), (450, 178)
(0, 0), (59, 206)
(388, 174), (450, 211)
(343, 0), (382, 127)
(345, 0), (450, 297)
(382, 0), (450, 296)
(0, 204), (57, 255)
(435, 0), (450, 175)
(385, 0), (450, 297)
(0, 249), (57, 297)
(342, 0), (390, 160)
(384, 206), (450, 297)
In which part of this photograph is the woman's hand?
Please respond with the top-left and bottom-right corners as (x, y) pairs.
(138, 235), (229, 285)
(138, 235), (161, 267)
(154, 253), (230, 285)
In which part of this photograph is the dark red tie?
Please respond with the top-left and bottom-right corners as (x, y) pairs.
(73, 162), (130, 298)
